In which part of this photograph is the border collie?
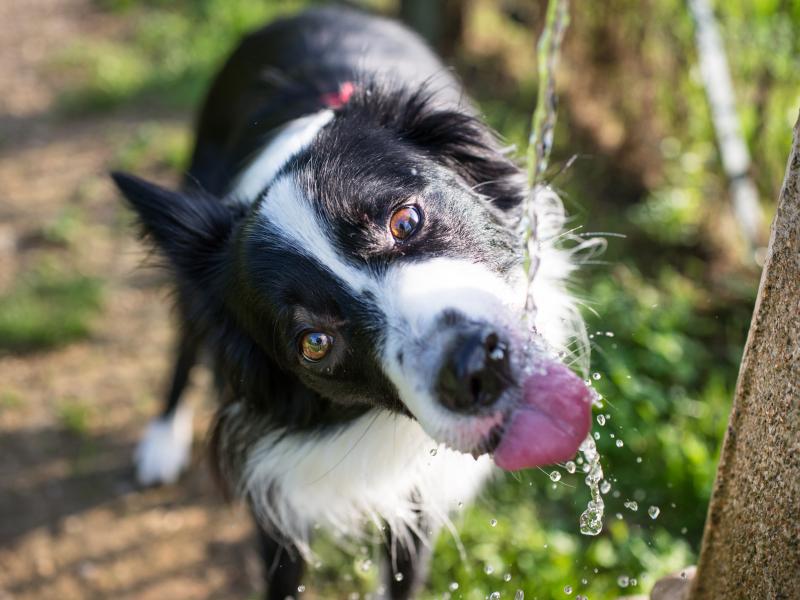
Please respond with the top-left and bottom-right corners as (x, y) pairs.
(112, 7), (593, 599)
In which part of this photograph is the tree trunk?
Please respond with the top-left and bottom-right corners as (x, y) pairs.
(687, 112), (800, 599)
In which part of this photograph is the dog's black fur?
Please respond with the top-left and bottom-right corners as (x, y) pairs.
(113, 7), (542, 599)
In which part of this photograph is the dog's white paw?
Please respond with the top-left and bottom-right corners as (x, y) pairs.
(134, 404), (194, 486)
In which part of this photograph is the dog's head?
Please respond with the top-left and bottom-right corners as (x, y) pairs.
(114, 87), (591, 471)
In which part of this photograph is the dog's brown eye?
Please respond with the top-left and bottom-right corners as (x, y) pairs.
(300, 331), (333, 362)
(389, 205), (421, 241)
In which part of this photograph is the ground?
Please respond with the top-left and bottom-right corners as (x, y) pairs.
(0, 1), (263, 598)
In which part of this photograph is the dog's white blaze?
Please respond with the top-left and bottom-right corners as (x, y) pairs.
(383, 257), (523, 334)
(134, 403), (193, 486)
(243, 409), (493, 558)
(231, 109), (334, 202)
(258, 176), (373, 293)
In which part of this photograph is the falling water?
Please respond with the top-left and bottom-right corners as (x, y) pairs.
(578, 434), (605, 536)
(521, 0), (607, 540)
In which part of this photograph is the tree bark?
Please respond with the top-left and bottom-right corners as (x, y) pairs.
(688, 112), (800, 599)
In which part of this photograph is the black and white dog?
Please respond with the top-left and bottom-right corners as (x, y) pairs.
(113, 7), (593, 599)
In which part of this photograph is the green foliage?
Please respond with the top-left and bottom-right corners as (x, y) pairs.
(0, 267), (103, 353)
(57, 0), (309, 113)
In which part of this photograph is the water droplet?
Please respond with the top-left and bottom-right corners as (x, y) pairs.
(449, 582), (459, 591)
(616, 512), (623, 519)
(565, 461), (576, 473)
(550, 471), (561, 482)
(297, 584), (306, 593)
(592, 372), (601, 380)
(489, 518), (498, 527)
(648, 505), (660, 519)
(606, 331), (614, 337)
(394, 573), (404, 582)
(490, 592), (500, 600)
(600, 480), (611, 494)
(457, 501), (463, 508)
(624, 500), (638, 511)
(581, 578), (588, 585)
(360, 559), (372, 572)
(430, 448), (437, 456)
(615, 439), (624, 448)
(503, 573), (512, 582)
(593, 432), (600, 440)
(617, 575), (629, 588)
(564, 585), (572, 594)
(484, 564), (494, 575)
(596, 414), (606, 426)
(515, 591), (525, 600)
(630, 578), (638, 586)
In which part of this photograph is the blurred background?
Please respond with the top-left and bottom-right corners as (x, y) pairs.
(0, 0), (797, 598)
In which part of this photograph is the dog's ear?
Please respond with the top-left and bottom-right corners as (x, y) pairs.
(111, 171), (238, 284)
(398, 99), (526, 211)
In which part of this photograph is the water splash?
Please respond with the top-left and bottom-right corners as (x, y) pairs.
(578, 435), (605, 536)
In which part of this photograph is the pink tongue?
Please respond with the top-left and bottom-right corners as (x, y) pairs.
(493, 362), (592, 471)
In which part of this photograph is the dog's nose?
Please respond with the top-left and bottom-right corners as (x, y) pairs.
(436, 327), (512, 413)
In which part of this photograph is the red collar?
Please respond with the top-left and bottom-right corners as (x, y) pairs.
(321, 81), (355, 109)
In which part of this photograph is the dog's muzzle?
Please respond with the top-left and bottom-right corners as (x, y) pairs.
(435, 324), (513, 413)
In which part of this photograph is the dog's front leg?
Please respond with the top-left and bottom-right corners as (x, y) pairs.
(255, 519), (305, 600)
(382, 519), (434, 600)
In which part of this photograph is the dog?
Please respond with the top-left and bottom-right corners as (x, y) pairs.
(112, 7), (593, 599)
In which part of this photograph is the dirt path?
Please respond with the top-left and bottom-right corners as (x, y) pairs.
(0, 2), (263, 598)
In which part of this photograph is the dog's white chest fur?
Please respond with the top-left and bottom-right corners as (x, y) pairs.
(243, 409), (494, 555)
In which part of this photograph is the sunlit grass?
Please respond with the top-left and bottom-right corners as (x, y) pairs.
(56, 0), (309, 113)
(0, 267), (103, 353)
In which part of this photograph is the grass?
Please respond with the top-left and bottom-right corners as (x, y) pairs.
(0, 390), (23, 410)
(56, 0), (309, 114)
(58, 397), (94, 437)
(113, 121), (191, 173)
(0, 267), (103, 353)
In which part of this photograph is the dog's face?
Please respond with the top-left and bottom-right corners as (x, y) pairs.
(236, 117), (523, 451)
(114, 89), (590, 465)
